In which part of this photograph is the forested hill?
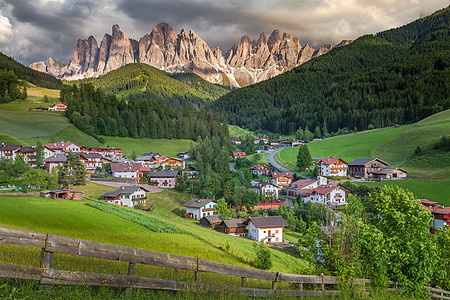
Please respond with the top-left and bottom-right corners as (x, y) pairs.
(80, 63), (229, 108)
(212, 7), (450, 135)
(0, 52), (62, 89)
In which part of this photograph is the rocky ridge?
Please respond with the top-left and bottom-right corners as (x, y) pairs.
(31, 24), (351, 87)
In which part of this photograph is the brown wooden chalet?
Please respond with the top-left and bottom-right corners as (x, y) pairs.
(216, 219), (247, 237)
(40, 189), (84, 200)
(348, 158), (389, 178)
(200, 214), (223, 228)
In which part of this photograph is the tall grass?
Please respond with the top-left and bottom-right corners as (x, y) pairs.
(89, 202), (186, 234)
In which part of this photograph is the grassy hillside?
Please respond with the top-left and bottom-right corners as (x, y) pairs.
(228, 125), (254, 138)
(0, 192), (310, 276)
(213, 7), (450, 134)
(373, 109), (450, 179)
(0, 52), (62, 89)
(354, 180), (450, 206)
(26, 82), (60, 102)
(278, 109), (450, 179)
(102, 136), (194, 158)
(279, 125), (409, 164)
(80, 63), (228, 108)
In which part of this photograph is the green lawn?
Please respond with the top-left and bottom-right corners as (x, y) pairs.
(25, 126), (104, 148)
(102, 136), (195, 157)
(0, 192), (310, 276)
(228, 125), (254, 138)
(354, 179), (450, 206)
(246, 152), (269, 165)
(0, 102), (53, 111)
(279, 125), (409, 164)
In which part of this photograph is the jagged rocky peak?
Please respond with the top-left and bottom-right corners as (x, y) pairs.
(30, 22), (336, 87)
(29, 61), (47, 73)
(335, 40), (352, 48)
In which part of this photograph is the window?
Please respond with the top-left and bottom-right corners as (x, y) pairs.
(275, 230), (279, 234)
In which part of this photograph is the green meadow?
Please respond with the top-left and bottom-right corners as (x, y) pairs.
(228, 125), (254, 138)
(354, 179), (450, 206)
(279, 125), (409, 165)
(101, 136), (195, 157)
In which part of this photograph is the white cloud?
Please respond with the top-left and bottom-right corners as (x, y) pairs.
(0, 14), (13, 43)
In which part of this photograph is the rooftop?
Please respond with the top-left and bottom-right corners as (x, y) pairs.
(101, 186), (147, 198)
(147, 170), (179, 178)
(182, 198), (215, 208)
(348, 158), (388, 166)
(246, 216), (288, 228)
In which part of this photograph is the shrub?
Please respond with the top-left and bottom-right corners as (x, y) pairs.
(252, 242), (272, 270)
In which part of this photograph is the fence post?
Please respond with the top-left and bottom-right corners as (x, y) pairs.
(195, 258), (201, 284)
(298, 282), (303, 291)
(127, 262), (136, 276)
(40, 249), (53, 269)
(272, 272), (278, 291)
(241, 277), (247, 288)
(321, 273), (324, 292)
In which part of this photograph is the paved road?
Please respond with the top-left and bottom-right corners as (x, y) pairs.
(267, 147), (293, 173)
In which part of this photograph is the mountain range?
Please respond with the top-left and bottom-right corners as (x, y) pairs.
(29, 23), (349, 87)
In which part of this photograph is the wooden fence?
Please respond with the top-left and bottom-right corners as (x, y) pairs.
(0, 227), (448, 298)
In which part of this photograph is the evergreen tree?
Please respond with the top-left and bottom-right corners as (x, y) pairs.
(35, 141), (44, 168)
(314, 125), (321, 138)
(296, 144), (312, 170)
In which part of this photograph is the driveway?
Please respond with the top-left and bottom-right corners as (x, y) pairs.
(267, 147), (292, 173)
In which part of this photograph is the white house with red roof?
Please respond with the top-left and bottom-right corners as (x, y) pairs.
(271, 172), (293, 188)
(0, 144), (22, 160)
(300, 185), (348, 207)
(318, 157), (348, 177)
(252, 181), (279, 199)
(233, 152), (246, 160)
(48, 102), (67, 111)
(44, 142), (81, 155)
(250, 164), (271, 177)
(110, 163), (141, 180)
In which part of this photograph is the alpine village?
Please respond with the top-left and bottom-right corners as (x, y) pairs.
(0, 2), (449, 299)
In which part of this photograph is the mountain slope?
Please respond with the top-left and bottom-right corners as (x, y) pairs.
(212, 7), (450, 134)
(79, 63), (229, 108)
(0, 52), (62, 90)
(30, 23), (337, 87)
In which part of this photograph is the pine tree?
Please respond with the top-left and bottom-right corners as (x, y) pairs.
(35, 141), (44, 168)
(296, 144), (312, 170)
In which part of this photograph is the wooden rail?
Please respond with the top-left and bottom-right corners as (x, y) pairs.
(0, 227), (447, 298)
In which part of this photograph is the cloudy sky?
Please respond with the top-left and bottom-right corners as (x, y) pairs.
(0, 0), (447, 65)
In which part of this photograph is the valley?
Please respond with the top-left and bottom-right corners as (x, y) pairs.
(0, 4), (449, 299)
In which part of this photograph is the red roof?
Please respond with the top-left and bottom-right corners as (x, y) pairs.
(314, 185), (347, 195)
(250, 164), (269, 170)
(233, 152), (246, 157)
(425, 206), (450, 217)
(140, 167), (151, 172)
(320, 157), (340, 165)
(45, 142), (78, 150)
(272, 172), (293, 179)
(111, 163), (141, 172)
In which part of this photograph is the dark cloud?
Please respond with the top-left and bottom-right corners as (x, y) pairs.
(0, 0), (447, 66)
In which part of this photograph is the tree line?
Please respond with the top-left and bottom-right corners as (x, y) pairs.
(0, 69), (27, 103)
(62, 83), (229, 143)
(212, 7), (449, 135)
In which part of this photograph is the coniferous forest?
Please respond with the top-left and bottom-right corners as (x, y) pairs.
(212, 7), (450, 134)
(61, 83), (229, 143)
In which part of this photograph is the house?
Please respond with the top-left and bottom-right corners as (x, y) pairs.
(252, 200), (285, 210)
(263, 145), (275, 151)
(249, 164), (271, 177)
(318, 157), (348, 177)
(183, 198), (217, 220)
(100, 186), (148, 208)
(110, 163), (141, 180)
(80, 147), (123, 159)
(43, 154), (67, 172)
(40, 189), (84, 200)
(300, 185), (348, 207)
(161, 157), (185, 170)
(348, 158), (389, 178)
(44, 142), (81, 154)
(200, 214), (223, 228)
(216, 219), (247, 237)
(291, 140), (302, 147)
(79, 152), (108, 175)
(48, 102), (67, 111)
(262, 137), (269, 144)
(372, 168), (408, 180)
(271, 172), (293, 188)
(233, 152), (246, 160)
(136, 153), (161, 168)
(252, 182), (279, 199)
(17, 146), (36, 166)
(421, 200), (450, 230)
(231, 137), (241, 145)
(285, 177), (328, 204)
(182, 166), (198, 179)
(177, 151), (190, 160)
(0, 144), (22, 160)
(147, 170), (179, 188)
(245, 216), (288, 243)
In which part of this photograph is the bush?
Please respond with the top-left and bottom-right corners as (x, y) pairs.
(252, 242), (272, 270)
